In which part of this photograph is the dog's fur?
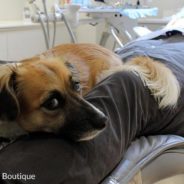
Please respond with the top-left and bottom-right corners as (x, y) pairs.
(22, 44), (122, 95)
(0, 43), (181, 141)
(101, 56), (180, 108)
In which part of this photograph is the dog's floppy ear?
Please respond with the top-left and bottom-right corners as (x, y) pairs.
(0, 64), (20, 121)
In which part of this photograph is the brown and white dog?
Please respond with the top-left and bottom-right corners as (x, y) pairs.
(0, 43), (180, 141)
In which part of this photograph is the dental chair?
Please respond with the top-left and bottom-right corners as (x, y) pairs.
(102, 135), (184, 184)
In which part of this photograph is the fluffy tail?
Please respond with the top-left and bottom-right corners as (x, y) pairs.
(101, 56), (180, 109)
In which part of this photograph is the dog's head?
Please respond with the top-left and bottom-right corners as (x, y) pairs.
(0, 59), (107, 141)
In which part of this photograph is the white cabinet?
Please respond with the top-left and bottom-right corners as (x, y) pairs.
(0, 22), (98, 61)
(7, 27), (46, 60)
(77, 24), (98, 44)
(6, 24), (72, 61)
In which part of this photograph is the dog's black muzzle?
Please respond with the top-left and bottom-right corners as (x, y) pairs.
(59, 95), (108, 141)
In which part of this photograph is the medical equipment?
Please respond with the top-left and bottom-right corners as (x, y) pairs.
(29, 0), (157, 50)
(29, 0), (77, 49)
(54, 4), (77, 43)
(80, 7), (157, 49)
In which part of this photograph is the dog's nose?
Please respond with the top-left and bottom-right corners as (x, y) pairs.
(92, 114), (107, 130)
(84, 100), (108, 130)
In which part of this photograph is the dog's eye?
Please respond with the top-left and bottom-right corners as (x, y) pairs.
(42, 91), (64, 111)
(72, 81), (81, 92)
(43, 98), (59, 110)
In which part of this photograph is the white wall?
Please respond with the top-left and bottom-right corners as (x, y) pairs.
(0, 0), (25, 20)
(0, 0), (59, 20)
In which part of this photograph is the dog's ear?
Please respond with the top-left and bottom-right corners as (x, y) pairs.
(0, 64), (20, 121)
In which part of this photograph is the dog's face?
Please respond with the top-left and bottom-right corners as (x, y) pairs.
(0, 59), (107, 141)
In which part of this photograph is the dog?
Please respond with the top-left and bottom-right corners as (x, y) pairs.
(0, 43), (180, 141)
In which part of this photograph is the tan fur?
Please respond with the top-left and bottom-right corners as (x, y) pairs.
(102, 56), (180, 108)
(0, 64), (20, 113)
(0, 64), (16, 89)
(15, 58), (73, 132)
(22, 43), (122, 95)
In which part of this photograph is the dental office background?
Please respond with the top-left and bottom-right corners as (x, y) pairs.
(0, 0), (183, 20)
(0, 0), (183, 61)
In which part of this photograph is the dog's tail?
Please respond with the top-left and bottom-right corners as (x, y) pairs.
(101, 56), (180, 109)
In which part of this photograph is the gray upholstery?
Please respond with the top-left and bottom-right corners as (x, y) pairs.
(102, 135), (184, 184)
